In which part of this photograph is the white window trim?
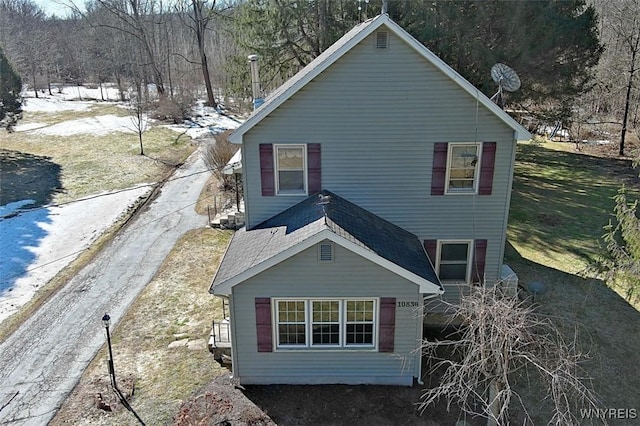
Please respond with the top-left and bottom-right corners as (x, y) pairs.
(436, 240), (473, 284)
(274, 299), (308, 348)
(274, 144), (307, 196)
(445, 143), (481, 195)
(273, 298), (378, 351)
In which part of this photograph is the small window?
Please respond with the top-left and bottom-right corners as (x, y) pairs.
(319, 243), (334, 262)
(275, 145), (307, 195)
(437, 241), (472, 283)
(375, 31), (388, 49)
(446, 143), (480, 194)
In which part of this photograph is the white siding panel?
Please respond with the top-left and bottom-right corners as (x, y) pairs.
(231, 243), (422, 385)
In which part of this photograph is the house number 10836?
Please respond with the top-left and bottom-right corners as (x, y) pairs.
(397, 301), (419, 308)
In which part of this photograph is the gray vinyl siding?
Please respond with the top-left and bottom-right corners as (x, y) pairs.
(230, 242), (422, 385)
(242, 30), (516, 284)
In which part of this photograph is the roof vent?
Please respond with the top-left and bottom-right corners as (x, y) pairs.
(376, 31), (389, 49)
(319, 243), (334, 262)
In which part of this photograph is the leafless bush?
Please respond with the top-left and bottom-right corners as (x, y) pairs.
(204, 130), (239, 190)
(420, 286), (601, 426)
(152, 94), (195, 124)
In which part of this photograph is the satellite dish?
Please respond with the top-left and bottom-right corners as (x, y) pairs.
(527, 281), (547, 303)
(490, 63), (521, 109)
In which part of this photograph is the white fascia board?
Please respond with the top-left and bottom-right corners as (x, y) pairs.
(212, 227), (443, 295)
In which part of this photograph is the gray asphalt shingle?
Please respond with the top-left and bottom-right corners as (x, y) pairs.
(211, 190), (441, 291)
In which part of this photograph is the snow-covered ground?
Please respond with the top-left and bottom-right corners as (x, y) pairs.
(0, 189), (149, 321)
(0, 88), (241, 323)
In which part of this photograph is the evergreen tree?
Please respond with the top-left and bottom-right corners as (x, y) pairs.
(598, 184), (640, 304)
(390, 0), (602, 121)
(0, 46), (23, 131)
(229, 0), (602, 120)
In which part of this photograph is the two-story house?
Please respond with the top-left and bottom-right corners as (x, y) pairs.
(209, 13), (530, 386)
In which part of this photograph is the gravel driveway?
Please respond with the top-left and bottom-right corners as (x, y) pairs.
(0, 146), (211, 425)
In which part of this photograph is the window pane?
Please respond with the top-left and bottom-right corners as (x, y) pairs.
(278, 147), (303, 169)
(441, 243), (469, 261)
(346, 324), (373, 344)
(277, 300), (306, 346)
(312, 301), (340, 345)
(279, 324), (306, 345)
(345, 300), (374, 346)
(439, 264), (468, 281)
(312, 324), (340, 344)
(449, 145), (478, 191)
(278, 171), (304, 192)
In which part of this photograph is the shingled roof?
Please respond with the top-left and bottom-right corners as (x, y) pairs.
(210, 190), (442, 294)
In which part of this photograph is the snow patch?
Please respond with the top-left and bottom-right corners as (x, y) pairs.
(31, 114), (142, 136)
(0, 186), (151, 322)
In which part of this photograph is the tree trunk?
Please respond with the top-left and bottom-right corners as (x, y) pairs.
(619, 46), (637, 157)
(192, 0), (217, 108)
(488, 379), (504, 426)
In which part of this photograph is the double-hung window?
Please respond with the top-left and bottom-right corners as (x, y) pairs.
(437, 241), (472, 283)
(446, 143), (480, 193)
(275, 144), (306, 195)
(275, 299), (376, 349)
(277, 300), (307, 346)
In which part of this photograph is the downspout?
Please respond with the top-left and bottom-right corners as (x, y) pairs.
(417, 292), (442, 385)
(248, 55), (264, 110)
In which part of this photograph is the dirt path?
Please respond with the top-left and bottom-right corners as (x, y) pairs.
(0, 146), (211, 425)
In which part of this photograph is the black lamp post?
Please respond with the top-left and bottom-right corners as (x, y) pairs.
(102, 313), (116, 389)
(101, 313), (146, 425)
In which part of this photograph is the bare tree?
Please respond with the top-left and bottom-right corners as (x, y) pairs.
(179, 0), (219, 108)
(420, 286), (601, 426)
(590, 0), (640, 156)
(129, 82), (148, 155)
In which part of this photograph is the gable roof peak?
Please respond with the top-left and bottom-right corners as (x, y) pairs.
(229, 14), (530, 144)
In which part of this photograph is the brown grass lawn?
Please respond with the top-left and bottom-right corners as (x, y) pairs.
(51, 228), (233, 426)
(9, 103), (640, 426)
(0, 104), (195, 204)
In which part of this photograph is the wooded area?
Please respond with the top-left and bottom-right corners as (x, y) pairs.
(0, 0), (637, 147)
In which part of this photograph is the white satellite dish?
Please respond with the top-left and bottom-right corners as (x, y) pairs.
(490, 63), (521, 109)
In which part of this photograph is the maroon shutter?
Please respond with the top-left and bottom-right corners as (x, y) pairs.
(472, 239), (487, 284)
(307, 143), (321, 194)
(431, 143), (448, 195)
(423, 240), (437, 265)
(478, 142), (496, 195)
(259, 144), (275, 196)
(379, 297), (396, 353)
(255, 297), (273, 352)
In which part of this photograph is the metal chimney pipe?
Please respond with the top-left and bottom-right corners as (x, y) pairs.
(248, 54), (264, 110)
(382, 0), (388, 14)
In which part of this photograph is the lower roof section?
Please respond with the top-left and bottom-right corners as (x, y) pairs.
(210, 190), (443, 294)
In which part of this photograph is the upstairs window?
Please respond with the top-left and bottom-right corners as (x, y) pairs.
(437, 241), (472, 283)
(275, 144), (306, 195)
(446, 143), (480, 193)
